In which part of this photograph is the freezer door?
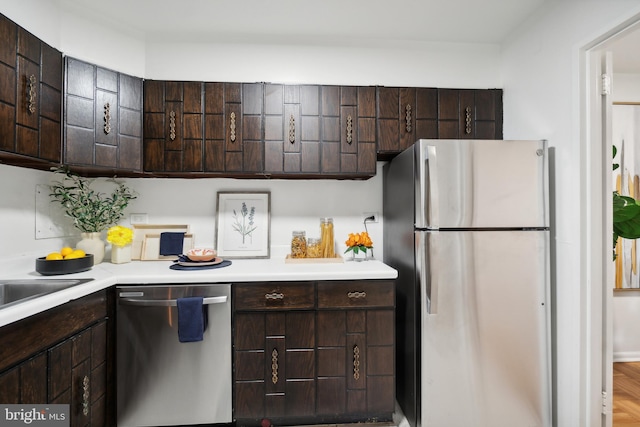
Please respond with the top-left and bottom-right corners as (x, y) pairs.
(414, 139), (549, 229)
(417, 230), (551, 427)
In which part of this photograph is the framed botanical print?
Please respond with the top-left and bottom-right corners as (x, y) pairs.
(215, 191), (271, 258)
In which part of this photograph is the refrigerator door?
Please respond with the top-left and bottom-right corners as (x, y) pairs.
(417, 229), (551, 427)
(414, 139), (549, 230)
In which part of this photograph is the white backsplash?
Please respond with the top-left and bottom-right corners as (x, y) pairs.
(0, 162), (387, 261)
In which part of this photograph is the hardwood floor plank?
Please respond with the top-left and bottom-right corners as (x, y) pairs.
(615, 362), (640, 426)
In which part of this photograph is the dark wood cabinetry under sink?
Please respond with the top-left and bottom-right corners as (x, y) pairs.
(0, 289), (114, 427)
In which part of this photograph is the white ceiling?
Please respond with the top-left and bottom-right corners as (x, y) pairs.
(59, 0), (547, 45)
(58, 0), (640, 73)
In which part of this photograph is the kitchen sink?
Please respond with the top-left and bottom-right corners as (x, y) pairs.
(0, 278), (94, 309)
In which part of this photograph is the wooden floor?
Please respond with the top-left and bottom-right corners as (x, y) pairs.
(614, 362), (640, 425)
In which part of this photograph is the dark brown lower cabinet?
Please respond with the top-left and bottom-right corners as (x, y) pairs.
(234, 311), (316, 419)
(0, 290), (114, 427)
(317, 309), (395, 417)
(233, 280), (395, 426)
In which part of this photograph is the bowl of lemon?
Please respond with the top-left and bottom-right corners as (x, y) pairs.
(36, 247), (94, 276)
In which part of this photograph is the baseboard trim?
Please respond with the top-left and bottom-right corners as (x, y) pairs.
(613, 351), (640, 362)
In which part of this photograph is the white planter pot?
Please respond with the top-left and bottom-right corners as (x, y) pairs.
(111, 245), (132, 264)
(76, 232), (105, 265)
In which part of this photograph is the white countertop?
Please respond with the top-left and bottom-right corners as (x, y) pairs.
(0, 254), (397, 328)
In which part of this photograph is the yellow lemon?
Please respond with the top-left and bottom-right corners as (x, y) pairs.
(60, 246), (74, 257)
(64, 249), (86, 259)
(46, 252), (63, 261)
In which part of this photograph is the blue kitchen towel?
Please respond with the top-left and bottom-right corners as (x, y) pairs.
(159, 232), (185, 255)
(177, 297), (208, 342)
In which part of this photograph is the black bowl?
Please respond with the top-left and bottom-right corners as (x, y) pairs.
(35, 254), (94, 276)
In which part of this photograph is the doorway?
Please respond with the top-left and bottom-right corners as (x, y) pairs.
(584, 16), (640, 427)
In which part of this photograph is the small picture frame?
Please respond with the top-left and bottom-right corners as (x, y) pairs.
(215, 191), (271, 258)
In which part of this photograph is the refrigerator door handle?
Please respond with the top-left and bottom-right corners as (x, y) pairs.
(420, 145), (439, 229)
(416, 231), (437, 314)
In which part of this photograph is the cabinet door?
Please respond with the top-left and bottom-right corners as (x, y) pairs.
(49, 320), (108, 427)
(376, 86), (400, 153)
(117, 73), (143, 171)
(182, 81), (204, 172)
(316, 280), (395, 417)
(234, 311), (315, 420)
(65, 57), (142, 171)
(0, 352), (47, 404)
(0, 15), (62, 164)
(297, 85), (319, 173)
(316, 309), (394, 417)
(438, 89), (503, 139)
(143, 80), (204, 172)
(377, 86), (438, 157)
(0, 14), (17, 154)
(242, 83), (264, 173)
(265, 84), (375, 177)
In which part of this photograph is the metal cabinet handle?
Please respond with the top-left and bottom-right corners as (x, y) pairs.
(288, 114), (295, 143)
(118, 295), (227, 307)
(229, 112), (236, 142)
(347, 291), (366, 299)
(265, 292), (284, 301)
(27, 74), (36, 114)
(405, 104), (412, 133)
(271, 348), (279, 384)
(346, 114), (353, 144)
(169, 111), (176, 140)
(104, 103), (111, 134)
(353, 345), (360, 380)
(82, 375), (90, 416)
(465, 106), (472, 134)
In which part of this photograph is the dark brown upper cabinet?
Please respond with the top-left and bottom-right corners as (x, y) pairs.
(204, 82), (263, 174)
(64, 57), (143, 172)
(437, 88), (503, 140)
(0, 13), (62, 165)
(143, 80), (203, 172)
(144, 81), (262, 174)
(377, 87), (438, 158)
(264, 84), (376, 178)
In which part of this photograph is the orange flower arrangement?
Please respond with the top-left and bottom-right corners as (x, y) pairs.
(344, 231), (373, 255)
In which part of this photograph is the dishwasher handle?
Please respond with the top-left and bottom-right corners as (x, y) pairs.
(118, 295), (227, 307)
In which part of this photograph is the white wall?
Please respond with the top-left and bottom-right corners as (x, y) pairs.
(0, 162), (385, 260)
(614, 73), (640, 102)
(144, 40), (502, 87)
(501, 1), (640, 425)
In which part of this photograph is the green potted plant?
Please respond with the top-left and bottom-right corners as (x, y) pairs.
(49, 167), (136, 264)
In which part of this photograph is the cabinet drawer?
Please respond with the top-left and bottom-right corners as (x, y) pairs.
(234, 282), (315, 310)
(318, 280), (395, 309)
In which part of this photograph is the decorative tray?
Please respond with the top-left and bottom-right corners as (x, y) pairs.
(284, 254), (344, 264)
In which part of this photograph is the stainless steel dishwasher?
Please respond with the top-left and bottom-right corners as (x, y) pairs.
(116, 283), (232, 427)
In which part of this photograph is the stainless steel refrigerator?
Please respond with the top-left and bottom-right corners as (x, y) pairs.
(383, 139), (551, 427)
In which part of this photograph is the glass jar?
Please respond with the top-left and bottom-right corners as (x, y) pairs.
(319, 217), (335, 258)
(306, 237), (322, 258)
(291, 231), (307, 258)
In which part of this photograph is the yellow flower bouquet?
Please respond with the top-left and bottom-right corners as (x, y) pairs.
(106, 225), (133, 247)
(344, 231), (373, 255)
